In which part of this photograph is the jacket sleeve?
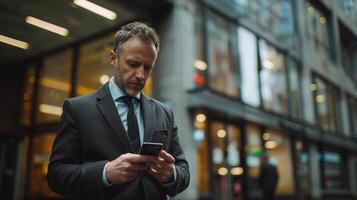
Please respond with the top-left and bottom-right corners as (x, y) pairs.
(47, 99), (107, 198)
(160, 104), (190, 197)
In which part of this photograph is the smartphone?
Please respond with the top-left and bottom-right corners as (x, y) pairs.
(140, 142), (163, 156)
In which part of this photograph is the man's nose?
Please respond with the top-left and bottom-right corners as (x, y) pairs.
(135, 66), (145, 80)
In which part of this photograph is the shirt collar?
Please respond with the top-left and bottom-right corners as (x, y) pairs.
(109, 77), (141, 101)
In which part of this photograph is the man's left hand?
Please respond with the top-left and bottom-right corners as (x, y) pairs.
(146, 150), (175, 183)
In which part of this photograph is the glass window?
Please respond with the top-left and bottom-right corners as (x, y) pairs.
(259, 40), (288, 114)
(314, 77), (338, 132)
(320, 147), (347, 189)
(234, 0), (296, 48)
(194, 112), (210, 195)
(211, 121), (243, 200)
(288, 59), (302, 119)
(314, 77), (329, 130)
(305, 0), (332, 61)
(77, 34), (114, 96)
(29, 133), (58, 198)
(238, 27), (260, 107)
(295, 139), (310, 199)
(302, 68), (315, 123)
(348, 97), (357, 136)
(21, 65), (36, 126)
(193, 4), (207, 87)
(36, 50), (72, 124)
(207, 11), (239, 97)
(246, 123), (263, 197)
(264, 129), (295, 194)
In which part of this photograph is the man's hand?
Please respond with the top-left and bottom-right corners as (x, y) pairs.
(106, 153), (153, 184)
(146, 150), (175, 183)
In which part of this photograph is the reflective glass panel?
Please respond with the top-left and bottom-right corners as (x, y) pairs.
(36, 50), (72, 124)
(259, 40), (288, 114)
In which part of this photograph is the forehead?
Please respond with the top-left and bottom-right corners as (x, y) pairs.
(120, 37), (157, 59)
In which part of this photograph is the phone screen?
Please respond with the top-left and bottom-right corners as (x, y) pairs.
(140, 142), (163, 156)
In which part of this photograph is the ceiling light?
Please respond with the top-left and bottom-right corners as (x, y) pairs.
(230, 167), (244, 175)
(196, 114), (206, 122)
(26, 16), (69, 36)
(316, 95), (325, 103)
(39, 104), (63, 116)
(265, 141), (277, 149)
(263, 59), (274, 70)
(100, 74), (110, 85)
(217, 167), (228, 176)
(194, 60), (207, 71)
(74, 0), (117, 20)
(217, 129), (227, 138)
(0, 34), (29, 50)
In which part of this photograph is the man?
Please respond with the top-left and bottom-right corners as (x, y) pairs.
(47, 22), (190, 200)
(258, 153), (279, 200)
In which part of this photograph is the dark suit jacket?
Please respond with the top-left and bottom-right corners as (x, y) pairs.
(258, 162), (278, 193)
(47, 83), (190, 200)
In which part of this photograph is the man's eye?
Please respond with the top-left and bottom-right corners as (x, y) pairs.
(128, 62), (140, 68)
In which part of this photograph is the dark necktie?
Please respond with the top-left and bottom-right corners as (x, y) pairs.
(122, 96), (141, 153)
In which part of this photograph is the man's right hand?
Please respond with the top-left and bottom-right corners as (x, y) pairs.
(106, 153), (153, 184)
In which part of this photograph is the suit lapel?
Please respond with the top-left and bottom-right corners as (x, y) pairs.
(141, 94), (156, 142)
(96, 83), (134, 153)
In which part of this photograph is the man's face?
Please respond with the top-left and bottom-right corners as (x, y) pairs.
(110, 37), (157, 96)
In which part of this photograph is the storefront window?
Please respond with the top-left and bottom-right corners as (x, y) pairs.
(194, 112), (210, 195)
(302, 68), (315, 123)
(259, 40), (288, 114)
(211, 121), (242, 200)
(264, 129), (295, 194)
(288, 59), (302, 119)
(36, 50), (72, 124)
(207, 11), (239, 97)
(238, 27), (260, 107)
(320, 148), (347, 189)
(295, 139), (310, 199)
(21, 65), (36, 126)
(29, 133), (58, 198)
(246, 123), (263, 197)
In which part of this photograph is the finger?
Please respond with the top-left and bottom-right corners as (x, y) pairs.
(126, 154), (154, 164)
(128, 163), (148, 171)
(159, 150), (175, 164)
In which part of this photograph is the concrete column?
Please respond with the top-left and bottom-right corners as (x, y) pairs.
(348, 155), (357, 196)
(155, 0), (197, 199)
(309, 144), (321, 200)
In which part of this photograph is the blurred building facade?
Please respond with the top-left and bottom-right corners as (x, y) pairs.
(0, 0), (356, 200)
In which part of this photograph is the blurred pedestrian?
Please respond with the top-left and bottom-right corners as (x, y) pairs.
(258, 153), (279, 200)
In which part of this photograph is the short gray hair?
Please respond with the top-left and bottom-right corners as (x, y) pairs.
(113, 22), (160, 54)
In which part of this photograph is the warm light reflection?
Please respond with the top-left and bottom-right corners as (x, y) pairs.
(217, 129), (227, 138)
(25, 16), (69, 36)
(100, 74), (110, 85)
(265, 141), (277, 149)
(39, 104), (63, 116)
(0, 34), (29, 49)
(73, 0), (117, 20)
(194, 60), (208, 71)
(320, 17), (326, 24)
(263, 59), (274, 70)
(310, 83), (317, 91)
(316, 94), (325, 103)
(218, 167), (228, 176)
(263, 132), (271, 140)
(231, 167), (244, 175)
(196, 114), (206, 122)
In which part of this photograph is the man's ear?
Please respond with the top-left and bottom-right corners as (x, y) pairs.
(110, 50), (117, 65)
